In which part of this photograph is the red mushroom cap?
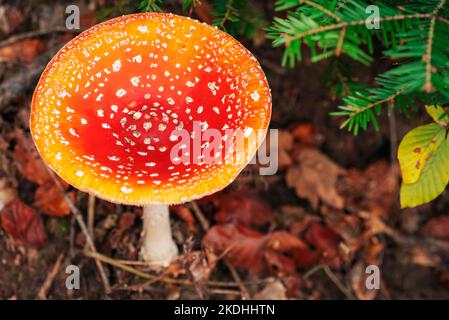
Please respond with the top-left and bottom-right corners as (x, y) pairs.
(31, 13), (271, 205)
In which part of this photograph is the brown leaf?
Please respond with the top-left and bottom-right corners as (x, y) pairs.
(0, 199), (45, 247)
(422, 216), (449, 240)
(337, 160), (398, 217)
(0, 5), (24, 35)
(277, 130), (294, 169)
(214, 191), (275, 227)
(14, 130), (50, 185)
(292, 247), (321, 270)
(172, 205), (196, 232)
(304, 222), (341, 268)
(203, 224), (305, 273)
(253, 280), (287, 300)
(350, 262), (378, 300)
(34, 181), (73, 217)
(13, 130), (71, 216)
(0, 177), (16, 211)
(0, 39), (46, 63)
(291, 124), (324, 147)
(286, 148), (344, 209)
(108, 212), (135, 248)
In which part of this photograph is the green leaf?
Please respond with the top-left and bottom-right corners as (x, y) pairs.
(425, 105), (449, 126)
(399, 124), (449, 208)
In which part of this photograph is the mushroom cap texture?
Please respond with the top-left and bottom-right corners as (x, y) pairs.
(31, 13), (271, 205)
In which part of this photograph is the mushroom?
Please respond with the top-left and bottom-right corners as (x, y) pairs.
(30, 13), (271, 268)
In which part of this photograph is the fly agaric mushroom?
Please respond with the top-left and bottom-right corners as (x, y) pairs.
(30, 13), (271, 267)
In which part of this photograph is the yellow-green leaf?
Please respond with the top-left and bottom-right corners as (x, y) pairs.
(425, 105), (449, 126)
(398, 123), (445, 184)
(400, 124), (449, 208)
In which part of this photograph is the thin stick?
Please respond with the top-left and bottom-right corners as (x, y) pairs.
(36, 253), (65, 300)
(190, 201), (250, 299)
(322, 265), (356, 300)
(190, 201), (209, 230)
(302, 264), (356, 300)
(84, 250), (241, 288)
(87, 194), (95, 240)
(45, 168), (112, 294)
(0, 28), (80, 48)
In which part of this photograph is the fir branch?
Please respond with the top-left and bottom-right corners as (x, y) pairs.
(280, 13), (431, 45)
(423, 0), (447, 92)
(302, 0), (342, 21)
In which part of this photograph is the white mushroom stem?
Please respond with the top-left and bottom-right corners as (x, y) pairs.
(141, 204), (178, 268)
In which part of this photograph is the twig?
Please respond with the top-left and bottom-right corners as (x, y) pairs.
(87, 194), (95, 241)
(226, 264), (251, 300)
(335, 27), (346, 56)
(84, 250), (241, 289)
(282, 13), (432, 45)
(0, 46), (60, 111)
(190, 201), (209, 230)
(0, 27), (79, 48)
(322, 265), (356, 300)
(36, 253), (65, 300)
(303, 263), (356, 300)
(190, 201), (250, 299)
(303, 0), (341, 22)
(423, 0), (446, 92)
(45, 168), (112, 294)
(208, 288), (242, 296)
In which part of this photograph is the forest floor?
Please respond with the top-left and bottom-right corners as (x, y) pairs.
(1, 0), (449, 300)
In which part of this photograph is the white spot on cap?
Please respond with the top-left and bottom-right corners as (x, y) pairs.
(250, 91), (260, 102)
(208, 82), (219, 95)
(137, 25), (148, 33)
(120, 186), (133, 194)
(112, 60), (121, 72)
(116, 89), (127, 97)
(130, 76), (140, 86)
(76, 170), (84, 177)
(133, 112), (142, 120)
(97, 109), (104, 117)
(244, 126), (254, 137)
(132, 55), (142, 63)
(145, 162), (156, 167)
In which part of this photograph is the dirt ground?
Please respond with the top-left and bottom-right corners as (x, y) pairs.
(1, 0), (449, 300)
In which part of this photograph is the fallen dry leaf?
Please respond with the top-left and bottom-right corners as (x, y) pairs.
(203, 224), (305, 273)
(422, 216), (449, 240)
(286, 148), (345, 209)
(350, 261), (378, 300)
(14, 130), (71, 216)
(0, 39), (46, 63)
(34, 181), (73, 217)
(0, 199), (45, 247)
(0, 5), (24, 35)
(337, 160), (398, 217)
(214, 191), (275, 227)
(172, 205), (196, 233)
(277, 130), (294, 169)
(291, 123), (324, 148)
(14, 130), (50, 185)
(304, 221), (341, 268)
(0, 177), (16, 211)
(253, 280), (287, 300)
